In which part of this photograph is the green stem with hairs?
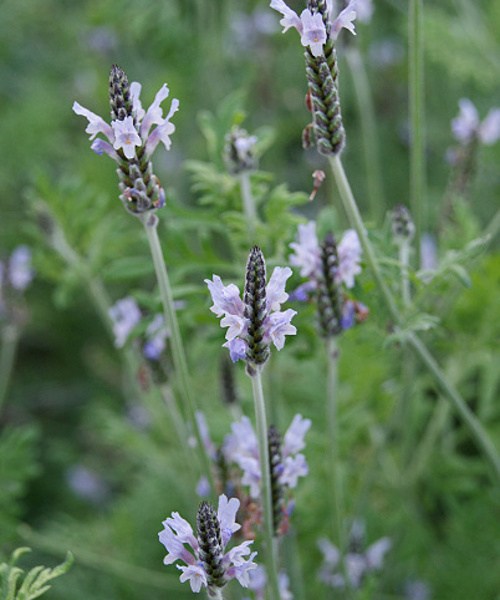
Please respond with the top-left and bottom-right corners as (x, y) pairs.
(142, 214), (213, 487)
(325, 338), (345, 546)
(329, 155), (500, 482)
(409, 0), (425, 259)
(250, 368), (281, 600)
(0, 323), (20, 416)
(345, 47), (385, 221)
(239, 171), (258, 237)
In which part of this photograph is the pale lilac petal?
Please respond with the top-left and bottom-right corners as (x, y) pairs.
(143, 314), (169, 360)
(356, 0), (374, 24)
(111, 116), (142, 159)
(8, 246), (33, 291)
(217, 495), (241, 547)
(108, 297), (141, 348)
(451, 98), (480, 143)
(164, 512), (198, 548)
(90, 138), (119, 159)
(289, 280), (317, 302)
(221, 313), (248, 341)
(224, 417), (259, 460)
(299, 9), (327, 56)
(177, 563), (208, 592)
(140, 83), (171, 138)
(479, 108), (500, 145)
(331, 0), (357, 39)
(223, 338), (248, 362)
(337, 229), (362, 288)
(345, 553), (367, 587)
(365, 537), (392, 570)
(239, 456), (261, 498)
(196, 475), (211, 498)
(264, 308), (297, 350)
(278, 572), (293, 600)
(318, 538), (341, 568)
(145, 98), (179, 155)
(226, 546), (258, 587)
(129, 82), (145, 122)
(158, 523), (196, 566)
(289, 221), (321, 278)
(281, 453), (308, 488)
(205, 275), (245, 318)
(283, 414), (311, 456)
(73, 101), (114, 142)
(270, 0), (302, 33)
(266, 266), (293, 311)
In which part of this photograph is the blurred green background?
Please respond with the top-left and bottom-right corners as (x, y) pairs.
(1, 0), (500, 598)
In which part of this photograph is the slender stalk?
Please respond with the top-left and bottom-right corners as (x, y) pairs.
(239, 171), (258, 237)
(409, 0), (425, 260)
(345, 47), (385, 221)
(0, 323), (20, 415)
(398, 241), (412, 308)
(207, 589), (224, 600)
(329, 155), (500, 482)
(142, 215), (213, 486)
(325, 338), (344, 546)
(250, 369), (281, 600)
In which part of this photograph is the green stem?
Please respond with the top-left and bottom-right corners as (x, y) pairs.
(325, 338), (344, 546)
(0, 323), (20, 416)
(345, 47), (385, 221)
(329, 155), (500, 482)
(250, 369), (281, 600)
(399, 241), (412, 308)
(239, 171), (258, 237)
(409, 0), (425, 260)
(142, 215), (213, 486)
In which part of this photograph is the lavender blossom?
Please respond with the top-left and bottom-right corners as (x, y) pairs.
(289, 221), (361, 289)
(289, 222), (365, 335)
(270, 0), (357, 56)
(245, 566), (294, 600)
(73, 65), (178, 215)
(223, 414), (311, 499)
(143, 314), (169, 360)
(205, 247), (296, 367)
(158, 494), (257, 595)
(108, 296), (141, 348)
(318, 522), (392, 589)
(224, 126), (259, 174)
(451, 99), (500, 146)
(7, 246), (34, 292)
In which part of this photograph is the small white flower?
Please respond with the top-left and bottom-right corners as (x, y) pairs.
(451, 98), (500, 146)
(112, 116), (142, 159)
(108, 297), (141, 348)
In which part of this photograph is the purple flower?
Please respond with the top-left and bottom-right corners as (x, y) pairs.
(289, 221), (362, 289)
(8, 246), (34, 292)
(73, 81), (178, 160)
(246, 566), (294, 600)
(318, 522), (392, 590)
(143, 314), (169, 361)
(108, 297), (141, 348)
(270, 0), (357, 56)
(223, 414), (311, 498)
(205, 264), (297, 364)
(158, 494), (257, 594)
(451, 99), (500, 146)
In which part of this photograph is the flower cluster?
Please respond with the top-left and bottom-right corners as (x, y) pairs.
(318, 520), (392, 589)
(73, 65), (179, 215)
(270, 0), (357, 57)
(158, 494), (257, 594)
(451, 99), (500, 146)
(223, 415), (311, 499)
(205, 247), (296, 366)
(108, 297), (169, 360)
(224, 126), (259, 174)
(289, 221), (366, 335)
